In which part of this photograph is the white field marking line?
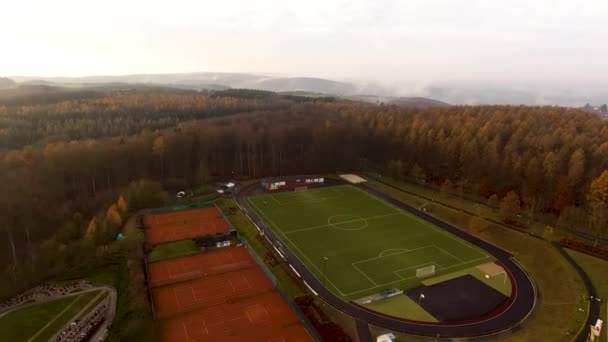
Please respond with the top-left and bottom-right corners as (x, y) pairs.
(183, 322), (191, 342)
(267, 186), (343, 205)
(272, 195), (343, 205)
(379, 248), (410, 257)
(393, 261), (444, 279)
(352, 245), (436, 266)
(356, 186), (489, 259)
(342, 255), (492, 297)
(433, 244), (464, 263)
(248, 199), (348, 296)
(270, 194), (282, 205)
(27, 293), (83, 342)
(191, 286), (197, 302)
(202, 319), (209, 335)
(284, 212), (402, 235)
(393, 262), (440, 280)
(351, 262), (378, 286)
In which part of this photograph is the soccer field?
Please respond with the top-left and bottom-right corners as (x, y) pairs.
(248, 185), (494, 301)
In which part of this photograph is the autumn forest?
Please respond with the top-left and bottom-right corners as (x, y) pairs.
(1, 88), (608, 298)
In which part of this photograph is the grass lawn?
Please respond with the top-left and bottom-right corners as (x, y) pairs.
(147, 240), (199, 262)
(565, 249), (608, 342)
(0, 290), (100, 342)
(31, 290), (101, 342)
(364, 295), (438, 322)
(248, 185), (493, 301)
(366, 178), (587, 342)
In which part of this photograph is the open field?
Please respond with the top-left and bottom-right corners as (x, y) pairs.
(0, 290), (101, 342)
(365, 178), (586, 342)
(148, 240), (200, 263)
(144, 207), (229, 245)
(248, 185), (493, 300)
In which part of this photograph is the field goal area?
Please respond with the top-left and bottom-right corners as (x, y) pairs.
(248, 185), (493, 300)
(416, 265), (436, 278)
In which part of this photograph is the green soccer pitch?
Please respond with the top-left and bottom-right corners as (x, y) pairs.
(247, 185), (494, 301)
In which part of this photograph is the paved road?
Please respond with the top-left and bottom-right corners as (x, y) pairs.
(236, 180), (537, 338)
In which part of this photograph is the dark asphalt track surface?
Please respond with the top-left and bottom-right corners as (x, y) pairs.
(235, 179), (537, 338)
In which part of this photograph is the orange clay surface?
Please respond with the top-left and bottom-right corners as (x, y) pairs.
(149, 246), (312, 341)
(144, 207), (229, 245)
(147, 247), (255, 288)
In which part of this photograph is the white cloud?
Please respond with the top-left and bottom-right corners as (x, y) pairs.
(0, 0), (607, 82)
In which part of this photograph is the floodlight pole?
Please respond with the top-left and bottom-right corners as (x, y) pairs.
(322, 256), (329, 288)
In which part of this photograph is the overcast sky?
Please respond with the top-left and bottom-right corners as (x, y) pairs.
(1, 0), (607, 83)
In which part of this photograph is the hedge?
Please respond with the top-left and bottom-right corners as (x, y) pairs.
(560, 238), (608, 260)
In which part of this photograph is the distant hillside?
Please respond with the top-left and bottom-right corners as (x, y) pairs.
(0, 85), (102, 106)
(388, 97), (450, 107)
(0, 84), (199, 106)
(254, 77), (356, 94)
(0, 77), (16, 89)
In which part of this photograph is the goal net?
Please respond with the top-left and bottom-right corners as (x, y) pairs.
(416, 265), (436, 278)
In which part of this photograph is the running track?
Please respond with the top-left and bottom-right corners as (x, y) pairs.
(235, 178), (537, 338)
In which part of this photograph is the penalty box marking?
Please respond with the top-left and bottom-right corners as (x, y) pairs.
(348, 245), (484, 293)
(283, 212), (402, 235)
(342, 254), (494, 297)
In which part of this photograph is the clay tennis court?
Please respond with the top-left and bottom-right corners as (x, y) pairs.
(149, 246), (313, 341)
(157, 292), (312, 342)
(153, 267), (274, 318)
(148, 246), (255, 288)
(144, 207), (230, 245)
(144, 207), (222, 228)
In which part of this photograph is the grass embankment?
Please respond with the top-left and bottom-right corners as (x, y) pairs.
(364, 295), (438, 322)
(0, 296), (75, 342)
(365, 178), (587, 342)
(0, 290), (100, 342)
(565, 249), (608, 342)
(148, 240), (199, 262)
(368, 175), (569, 241)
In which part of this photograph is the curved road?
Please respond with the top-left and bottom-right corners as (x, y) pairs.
(236, 179), (537, 338)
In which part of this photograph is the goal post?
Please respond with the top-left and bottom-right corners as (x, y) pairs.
(416, 265), (436, 278)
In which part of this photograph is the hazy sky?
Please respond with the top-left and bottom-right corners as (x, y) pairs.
(2, 0), (607, 83)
